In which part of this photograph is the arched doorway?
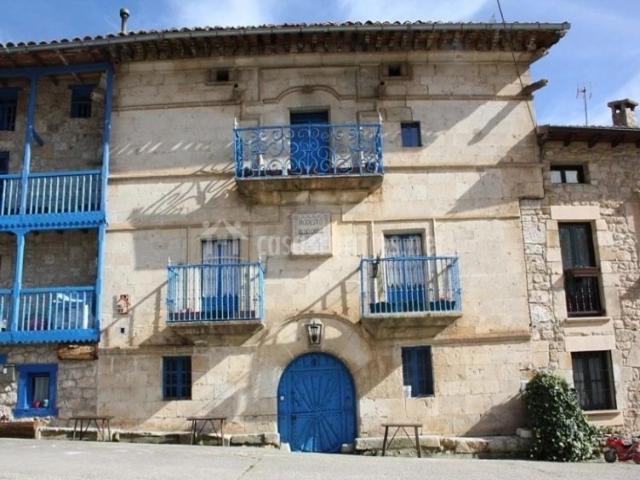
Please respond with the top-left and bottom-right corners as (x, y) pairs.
(277, 352), (356, 453)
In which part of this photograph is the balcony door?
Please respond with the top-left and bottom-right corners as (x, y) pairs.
(201, 239), (240, 318)
(384, 234), (425, 312)
(290, 110), (330, 174)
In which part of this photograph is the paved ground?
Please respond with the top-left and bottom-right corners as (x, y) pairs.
(0, 439), (636, 480)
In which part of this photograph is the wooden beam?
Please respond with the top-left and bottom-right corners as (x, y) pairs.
(520, 79), (548, 96)
(610, 136), (624, 148)
(55, 50), (83, 83)
(587, 134), (601, 148)
(563, 133), (573, 146)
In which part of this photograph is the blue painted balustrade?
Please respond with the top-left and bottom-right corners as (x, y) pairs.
(167, 262), (265, 323)
(0, 170), (103, 229)
(360, 256), (462, 317)
(0, 286), (98, 344)
(234, 123), (383, 178)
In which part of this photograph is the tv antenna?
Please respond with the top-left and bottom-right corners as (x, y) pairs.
(576, 83), (592, 126)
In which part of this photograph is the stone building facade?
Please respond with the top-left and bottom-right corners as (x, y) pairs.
(9, 21), (637, 451)
(524, 107), (640, 432)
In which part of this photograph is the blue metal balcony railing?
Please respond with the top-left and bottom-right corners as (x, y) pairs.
(167, 262), (265, 323)
(0, 170), (102, 222)
(0, 286), (98, 343)
(360, 256), (462, 317)
(234, 123), (383, 178)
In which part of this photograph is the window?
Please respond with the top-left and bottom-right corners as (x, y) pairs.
(0, 88), (18, 131)
(70, 85), (94, 118)
(15, 364), (58, 417)
(401, 346), (434, 397)
(383, 63), (408, 78)
(550, 165), (586, 184)
(384, 233), (423, 257)
(387, 64), (403, 77)
(0, 151), (9, 174)
(209, 68), (232, 84)
(401, 122), (422, 147)
(559, 223), (603, 316)
(571, 351), (616, 411)
(162, 356), (192, 400)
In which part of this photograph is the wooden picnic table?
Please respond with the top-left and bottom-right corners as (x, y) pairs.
(381, 422), (422, 457)
(70, 416), (113, 442)
(187, 416), (226, 445)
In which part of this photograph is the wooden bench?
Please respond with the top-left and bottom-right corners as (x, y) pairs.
(381, 422), (422, 457)
(70, 416), (113, 442)
(187, 416), (226, 445)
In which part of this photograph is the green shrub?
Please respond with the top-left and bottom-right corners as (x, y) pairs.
(523, 372), (598, 462)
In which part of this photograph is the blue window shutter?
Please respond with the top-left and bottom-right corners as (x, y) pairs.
(0, 354), (7, 364)
(400, 122), (422, 147)
(163, 356), (192, 400)
(401, 346), (433, 397)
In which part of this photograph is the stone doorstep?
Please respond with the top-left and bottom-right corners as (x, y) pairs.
(354, 435), (531, 457)
(39, 427), (280, 448)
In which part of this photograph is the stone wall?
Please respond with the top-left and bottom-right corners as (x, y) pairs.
(0, 345), (97, 422)
(522, 141), (640, 431)
(0, 230), (97, 288)
(97, 51), (542, 437)
(0, 75), (104, 173)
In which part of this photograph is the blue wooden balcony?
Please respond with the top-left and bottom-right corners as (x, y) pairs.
(0, 170), (103, 230)
(167, 262), (264, 324)
(234, 123), (383, 193)
(0, 286), (98, 344)
(360, 256), (462, 319)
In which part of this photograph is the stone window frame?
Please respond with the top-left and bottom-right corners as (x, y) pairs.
(400, 121), (422, 148)
(570, 350), (617, 412)
(14, 363), (58, 418)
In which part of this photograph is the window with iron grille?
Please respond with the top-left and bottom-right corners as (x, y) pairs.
(70, 85), (94, 119)
(400, 122), (422, 147)
(559, 223), (603, 316)
(162, 356), (192, 400)
(571, 351), (616, 411)
(0, 88), (18, 131)
(401, 346), (434, 397)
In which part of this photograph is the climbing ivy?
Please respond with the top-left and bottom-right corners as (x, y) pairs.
(523, 372), (598, 462)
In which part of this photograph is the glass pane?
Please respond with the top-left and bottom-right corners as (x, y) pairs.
(565, 170), (579, 183)
(32, 374), (50, 405)
(550, 170), (563, 183)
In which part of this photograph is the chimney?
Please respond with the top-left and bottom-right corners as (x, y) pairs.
(607, 98), (638, 127)
(119, 8), (130, 35)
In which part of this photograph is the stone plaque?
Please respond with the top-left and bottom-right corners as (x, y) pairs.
(291, 212), (332, 256)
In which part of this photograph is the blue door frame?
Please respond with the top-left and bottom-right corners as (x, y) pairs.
(290, 111), (330, 174)
(278, 352), (356, 453)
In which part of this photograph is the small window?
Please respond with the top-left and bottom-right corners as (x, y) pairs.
(402, 346), (434, 397)
(571, 351), (616, 411)
(216, 69), (230, 82)
(0, 88), (18, 131)
(0, 151), (9, 175)
(550, 165), (586, 184)
(15, 364), (58, 417)
(162, 356), (192, 400)
(387, 64), (403, 77)
(401, 122), (422, 147)
(559, 223), (603, 316)
(70, 85), (94, 118)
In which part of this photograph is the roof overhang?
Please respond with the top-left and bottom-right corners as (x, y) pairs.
(538, 125), (640, 148)
(0, 21), (570, 70)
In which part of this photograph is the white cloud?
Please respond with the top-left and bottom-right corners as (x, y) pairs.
(167, 0), (271, 28)
(337, 0), (490, 22)
(166, 0), (491, 28)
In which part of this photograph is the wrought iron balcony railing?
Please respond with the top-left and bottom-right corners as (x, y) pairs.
(167, 262), (264, 323)
(0, 170), (102, 227)
(234, 123), (383, 178)
(564, 267), (603, 316)
(360, 256), (462, 317)
(0, 286), (98, 343)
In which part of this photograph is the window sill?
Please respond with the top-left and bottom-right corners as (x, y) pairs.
(13, 407), (58, 418)
(565, 315), (611, 324)
(584, 409), (620, 416)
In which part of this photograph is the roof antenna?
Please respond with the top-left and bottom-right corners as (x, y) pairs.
(120, 8), (130, 35)
(576, 83), (592, 126)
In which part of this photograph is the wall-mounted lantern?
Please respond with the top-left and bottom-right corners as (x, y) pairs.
(306, 319), (323, 346)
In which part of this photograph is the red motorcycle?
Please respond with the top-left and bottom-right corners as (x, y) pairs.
(604, 435), (640, 464)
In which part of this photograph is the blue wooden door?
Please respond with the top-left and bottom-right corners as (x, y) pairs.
(290, 111), (330, 174)
(278, 352), (356, 453)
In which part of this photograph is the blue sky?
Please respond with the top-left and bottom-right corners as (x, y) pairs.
(1, 0), (638, 125)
